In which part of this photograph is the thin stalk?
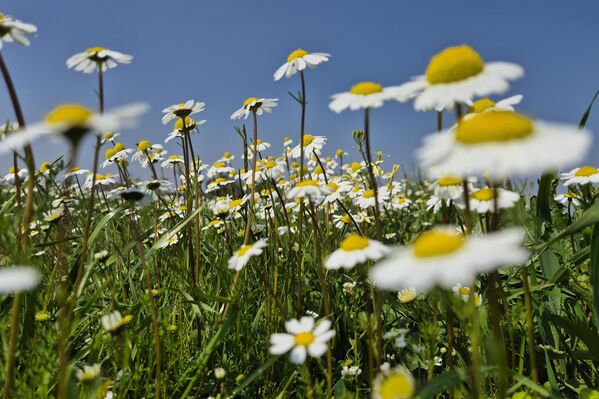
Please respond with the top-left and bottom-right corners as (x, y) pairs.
(2, 293), (22, 399)
(522, 262), (539, 383)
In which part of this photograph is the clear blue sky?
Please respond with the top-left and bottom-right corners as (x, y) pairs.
(2, 0), (599, 176)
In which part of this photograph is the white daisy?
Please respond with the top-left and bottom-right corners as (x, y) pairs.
(555, 192), (581, 208)
(390, 195), (412, 211)
(325, 234), (390, 270)
(417, 111), (592, 179)
(231, 97), (278, 120)
(461, 187), (520, 214)
(228, 239), (268, 271)
(160, 155), (184, 169)
(329, 81), (407, 113)
(0, 103), (148, 154)
(464, 95), (523, 117)
(353, 186), (390, 209)
(83, 173), (115, 190)
(101, 131), (120, 144)
(290, 134), (326, 159)
(371, 227), (529, 292)
(269, 316), (335, 364)
(0, 12), (37, 49)
(560, 166), (599, 186)
(161, 100), (206, 125)
(396, 45), (523, 111)
(0, 266), (39, 294)
(287, 179), (332, 200)
(273, 48), (330, 81)
(3, 167), (28, 184)
(66, 47), (132, 73)
(431, 175), (465, 200)
(372, 366), (415, 399)
(398, 288), (418, 303)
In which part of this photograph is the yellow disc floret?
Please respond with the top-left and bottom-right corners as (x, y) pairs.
(296, 179), (319, 187)
(340, 234), (370, 251)
(426, 45), (484, 84)
(243, 97), (259, 108)
(350, 81), (383, 95)
(45, 104), (93, 127)
(471, 188), (496, 201)
(85, 46), (105, 54)
(455, 112), (534, 144)
(437, 176), (462, 186)
(294, 332), (315, 346)
(137, 140), (152, 152)
(287, 48), (308, 62)
(574, 165), (599, 177)
(378, 371), (415, 399)
(468, 98), (496, 114)
(412, 229), (465, 258)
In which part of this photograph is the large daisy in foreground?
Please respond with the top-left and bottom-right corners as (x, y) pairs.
(417, 111), (592, 179)
(371, 226), (528, 292)
(396, 45), (523, 111)
(0, 266), (40, 294)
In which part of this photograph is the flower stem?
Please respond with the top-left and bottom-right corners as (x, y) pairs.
(2, 293), (22, 399)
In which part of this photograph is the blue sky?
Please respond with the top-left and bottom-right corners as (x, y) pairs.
(2, 0), (599, 176)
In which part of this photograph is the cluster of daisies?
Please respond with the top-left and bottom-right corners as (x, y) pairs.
(0, 8), (597, 399)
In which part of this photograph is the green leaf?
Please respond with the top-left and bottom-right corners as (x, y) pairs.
(579, 88), (599, 129)
(230, 356), (279, 397)
(550, 200), (599, 243)
(548, 313), (599, 354)
(415, 368), (468, 398)
(589, 224), (599, 331)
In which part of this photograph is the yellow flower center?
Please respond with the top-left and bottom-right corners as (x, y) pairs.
(287, 48), (309, 62)
(168, 155), (181, 161)
(214, 162), (226, 168)
(103, 132), (114, 140)
(471, 188), (495, 201)
(137, 140), (152, 152)
(351, 162), (362, 172)
(224, 151), (232, 158)
(399, 291), (417, 303)
(468, 98), (496, 114)
(412, 230), (465, 258)
(303, 134), (315, 146)
(85, 46), (105, 54)
(350, 81), (383, 95)
(243, 97), (259, 108)
(437, 176), (462, 186)
(379, 372), (415, 399)
(340, 234), (370, 251)
(455, 112), (534, 144)
(296, 179), (319, 187)
(208, 220), (221, 226)
(574, 165), (599, 177)
(113, 142), (125, 152)
(40, 162), (51, 172)
(9, 166), (17, 174)
(44, 104), (93, 127)
(105, 148), (116, 160)
(425, 45), (485, 84)
(68, 167), (80, 173)
(174, 116), (195, 130)
(265, 160), (278, 169)
(314, 165), (323, 174)
(363, 189), (375, 199)
(397, 197), (407, 204)
(294, 332), (315, 346)
(229, 199), (243, 209)
(459, 287), (470, 295)
(213, 177), (226, 184)
(327, 182), (339, 191)
(0, 13), (5, 22)
(237, 244), (253, 257)
(563, 192), (578, 199)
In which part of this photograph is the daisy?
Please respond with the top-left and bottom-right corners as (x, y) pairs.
(116, 187), (153, 207)
(371, 226), (529, 292)
(462, 187), (520, 214)
(101, 131), (120, 144)
(247, 139), (272, 159)
(555, 192), (581, 209)
(333, 213), (358, 229)
(398, 288), (418, 303)
(465, 95), (523, 117)
(161, 155), (184, 169)
(560, 165), (599, 186)
(64, 167), (89, 180)
(390, 195), (412, 211)
(101, 143), (133, 168)
(101, 310), (131, 334)
(76, 364), (101, 383)
(0, 266), (40, 294)
(67, 47), (132, 73)
(0, 103), (148, 154)
(353, 186), (390, 209)
(207, 161), (234, 178)
(396, 44), (523, 111)
(231, 97), (278, 120)
(83, 173), (115, 190)
(160, 233), (179, 248)
(273, 48), (330, 81)
(3, 166), (28, 184)
(329, 81), (407, 113)
(290, 134), (326, 158)
(372, 366), (415, 399)
(0, 12), (37, 49)
(269, 316), (335, 364)
(165, 116), (204, 143)
(287, 179), (332, 200)
(323, 181), (352, 204)
(324, 234), (390, 270)
(206, 177), (234, 193)
(227, 239), (267, 271)
(417, 111), (592, 179)
(431, 175), (465, 200)
(161, 100), (206, 125)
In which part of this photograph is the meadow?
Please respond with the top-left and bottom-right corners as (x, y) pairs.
(0, 10), (599, 399)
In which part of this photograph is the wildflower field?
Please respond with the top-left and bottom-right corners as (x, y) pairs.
(1, 6), (599, 399)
